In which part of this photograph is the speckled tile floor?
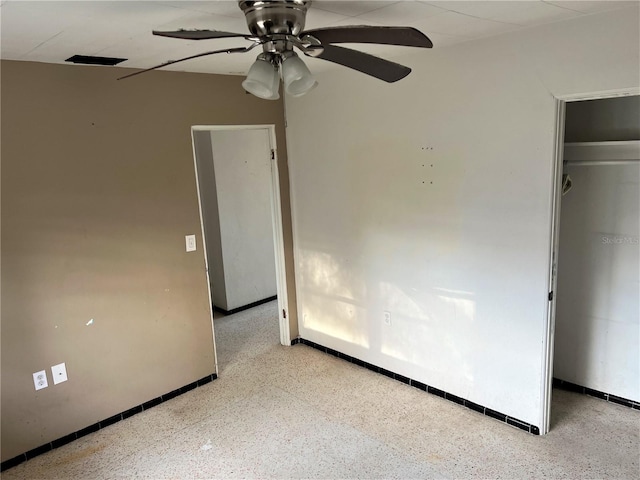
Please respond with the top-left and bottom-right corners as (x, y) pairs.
(3, 301), (639, 479)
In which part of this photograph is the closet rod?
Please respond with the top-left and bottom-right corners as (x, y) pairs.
(564, 159), (639, 167)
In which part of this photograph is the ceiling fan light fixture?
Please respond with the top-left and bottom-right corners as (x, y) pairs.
(242, 53), (280, 100)
(281, 52), (317, 97)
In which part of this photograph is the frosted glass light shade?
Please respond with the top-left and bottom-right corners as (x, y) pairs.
(281, 53), (317, 97)
(242, 57), (280, 100)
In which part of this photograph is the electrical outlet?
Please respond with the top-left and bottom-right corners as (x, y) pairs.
(51, 362), (68, 385)
(33, 370), (48, 390)
(185, 235), (196, 252)
(383, 311), (392, 326)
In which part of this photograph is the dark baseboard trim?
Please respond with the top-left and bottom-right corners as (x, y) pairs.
(293, 337), (540, 435)
(214, 295), (277, 316)
(553, 378), (640, 409)
(0, 373), (218, 472)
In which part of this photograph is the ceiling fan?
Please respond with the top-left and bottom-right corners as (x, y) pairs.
(119, 0), (433, 99)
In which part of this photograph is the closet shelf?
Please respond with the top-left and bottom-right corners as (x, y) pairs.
(564, 140), (640, 166)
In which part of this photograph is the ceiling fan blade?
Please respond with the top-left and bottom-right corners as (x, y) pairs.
(302, 26), (432, 48)
(117, 46), (254, 80)
(153, 29), (250, 40)
(307, 44), (411, 83)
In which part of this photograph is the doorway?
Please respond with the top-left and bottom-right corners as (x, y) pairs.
(191, 125), (291, 358)
(542, 93), (640, 434)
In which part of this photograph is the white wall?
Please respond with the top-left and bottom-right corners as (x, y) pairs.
(194, 131), (227, 309)
(284, 6), (640, 429)
(555, 160), (639, 401)
(211, 129), (277, 311)
(565, 96), (640, 142)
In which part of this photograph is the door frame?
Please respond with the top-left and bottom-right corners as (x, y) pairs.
(191, 124), (291, 351)
(541, 87), (640, 434)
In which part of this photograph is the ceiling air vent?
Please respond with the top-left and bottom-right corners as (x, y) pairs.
(65, 55), (127, 66)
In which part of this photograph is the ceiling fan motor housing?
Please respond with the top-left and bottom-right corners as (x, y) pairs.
(239, 0), (310, 36)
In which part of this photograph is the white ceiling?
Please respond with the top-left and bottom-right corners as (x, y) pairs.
(0, 0), (636, 76)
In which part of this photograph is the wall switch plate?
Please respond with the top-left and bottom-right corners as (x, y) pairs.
(185, 234), (196, 252)
(33, 370), (48, 390)
(51, 362), (68, 385)
(383, 311), (392, 326)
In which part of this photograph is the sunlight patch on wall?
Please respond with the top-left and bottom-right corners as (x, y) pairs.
(379, 281), (431, 322)
(298, 250), (370, 348)
(379, 282), (476, 386)
(435, 287), (477, 324)
(302, 295), (370, 348)
(299, 250), (365, 302)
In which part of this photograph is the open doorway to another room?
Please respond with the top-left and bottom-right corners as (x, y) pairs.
(546, 94), (640, 433)
(191, 125), (290, 373)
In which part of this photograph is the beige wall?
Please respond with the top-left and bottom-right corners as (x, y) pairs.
(0, 59), (296, 461)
